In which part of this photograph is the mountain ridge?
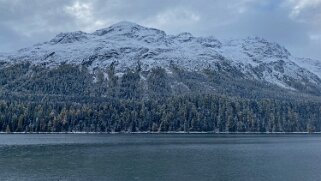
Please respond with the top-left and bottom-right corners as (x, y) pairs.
(0, 21), (320, 94)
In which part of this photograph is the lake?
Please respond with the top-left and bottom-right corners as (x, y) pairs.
(0, 134), (320, 181)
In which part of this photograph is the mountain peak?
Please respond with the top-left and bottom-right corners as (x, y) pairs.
(50, 31), (88, 44)
(93, 21), (147, 36)
(241, 36), (291, 59)
(109, 21), (142, 28)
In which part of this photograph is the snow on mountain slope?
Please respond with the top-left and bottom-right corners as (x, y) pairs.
(293, 58), (321, 79)
(0, 21), (320, 91)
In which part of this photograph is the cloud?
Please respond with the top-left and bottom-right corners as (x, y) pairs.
(286, 0), (321, 23)
(143, 7), (200, 33)
(287, 0), (321, 15)
(309, 34), (321, 40)
(64, 1), (109, 32)
(64, 1), (93, 23)
(0, 0), (320, 60)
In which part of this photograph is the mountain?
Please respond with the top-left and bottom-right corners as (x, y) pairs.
(293, 57), (321, 79)
(1, 21), (320, 98)
(1, 21), (321, 133)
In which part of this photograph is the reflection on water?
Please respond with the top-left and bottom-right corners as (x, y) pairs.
(0, 134), (321, 181)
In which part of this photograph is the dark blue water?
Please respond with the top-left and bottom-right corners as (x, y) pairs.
(0, 134), (320, 181)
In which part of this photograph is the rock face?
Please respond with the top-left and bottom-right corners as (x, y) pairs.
(0, 21), (321, 94)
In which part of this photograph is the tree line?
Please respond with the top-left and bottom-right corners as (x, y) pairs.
(0, 95), (320, 133)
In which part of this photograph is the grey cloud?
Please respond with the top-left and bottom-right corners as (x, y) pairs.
(0, 0), (320, 60)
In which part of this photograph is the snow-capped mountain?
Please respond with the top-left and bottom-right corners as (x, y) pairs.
(0, 21), (320, 92)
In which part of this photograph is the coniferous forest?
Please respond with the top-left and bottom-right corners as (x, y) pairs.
(0, 62), (321, 133)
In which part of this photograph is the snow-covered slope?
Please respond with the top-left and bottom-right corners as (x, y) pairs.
(1, 21), (320, 91)
(293, 57), (321, 79)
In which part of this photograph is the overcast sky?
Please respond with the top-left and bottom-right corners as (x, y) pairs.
(0, 0), (320, 60)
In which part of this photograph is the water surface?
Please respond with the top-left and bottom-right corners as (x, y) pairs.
(0, 134), (320, 181)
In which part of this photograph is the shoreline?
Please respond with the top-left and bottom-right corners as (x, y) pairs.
(0, 131), (320, 134)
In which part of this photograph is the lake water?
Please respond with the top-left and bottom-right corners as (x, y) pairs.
(0, 134), (320, 181)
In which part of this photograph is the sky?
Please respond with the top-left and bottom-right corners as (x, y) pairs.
(0, 0), (320, 60)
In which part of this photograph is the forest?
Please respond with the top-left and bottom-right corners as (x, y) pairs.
(0, 62), (320, 133)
